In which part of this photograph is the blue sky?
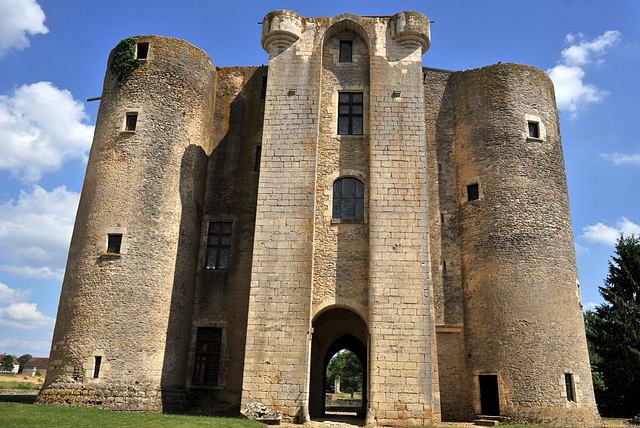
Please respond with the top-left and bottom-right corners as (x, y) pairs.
(0, 0), (638, 358)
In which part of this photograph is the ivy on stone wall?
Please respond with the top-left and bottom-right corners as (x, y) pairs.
(111, 37), (140, 83)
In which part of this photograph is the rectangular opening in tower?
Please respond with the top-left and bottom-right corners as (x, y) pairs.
(565, 373), (576, 402)
(125, 113), (138, 131)
(93, 356), (102, 378)
(136, 43), (149, 60)
(479, 374), (500, 416)
(107, 234), (122, 254)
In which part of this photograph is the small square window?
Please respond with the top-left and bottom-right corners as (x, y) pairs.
(467, 184), (479, 202)
(339, 40), (353, 63)
(136, 43), (149, 60)
(125, 113), (138, 131)
(528, 121), (540, 138)
(107, 234), (122, 254)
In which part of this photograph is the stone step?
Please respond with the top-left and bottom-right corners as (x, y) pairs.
(474, 419), (499, 426)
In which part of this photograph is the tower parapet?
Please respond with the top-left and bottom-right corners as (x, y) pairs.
(389, 11), (431, 53)
(261, 10), (302, 54)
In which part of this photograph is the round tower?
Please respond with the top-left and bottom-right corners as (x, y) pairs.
(451, 64), (600, 426)
(38, 35), (216, 412)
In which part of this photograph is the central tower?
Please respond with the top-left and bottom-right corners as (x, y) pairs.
(241, 10), (438, 425)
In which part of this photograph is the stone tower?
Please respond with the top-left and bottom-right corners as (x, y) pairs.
(450, 65), (598, 424)
(241, 11), (438, 425)
(39, 10), (600, 427)
(38, 36), (216, 411)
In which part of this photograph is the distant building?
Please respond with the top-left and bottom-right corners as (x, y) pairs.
(0, 354), (19, 374)
(39, 10), (600, 427)
(24, 357), (49, 377)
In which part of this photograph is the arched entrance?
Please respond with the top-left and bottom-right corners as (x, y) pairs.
(309, 307), (368, 419)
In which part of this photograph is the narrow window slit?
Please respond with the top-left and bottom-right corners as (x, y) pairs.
(93, 356), (102, 378)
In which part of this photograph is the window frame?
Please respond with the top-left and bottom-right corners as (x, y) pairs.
(332, 177), (365, 223)
(204, 221), (233, 270)
(339, 40), (353, 63)
(107, 234), (123, 254)
(192, 327), (223, 387)
(125, 112), (138, 132)
(337, 92), (363, 135)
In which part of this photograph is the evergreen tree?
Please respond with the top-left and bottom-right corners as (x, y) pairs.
(586, 235), (640, 417)
(17, 354), (32, 374)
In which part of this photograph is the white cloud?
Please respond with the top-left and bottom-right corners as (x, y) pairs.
(0, 302), (55, 330)
(599, 152), (640, 166)
(547, 31), (621, 115)
(0, 282), (31, 304)
(0, 185), (79, 279)
(0, 0), (48, 57)
(0, 336), (51, 354)
(574, 243), (589, 254)
(0, 82), (94, 182)
(583, 301), (597, 311)
(582, 217), (640, 245)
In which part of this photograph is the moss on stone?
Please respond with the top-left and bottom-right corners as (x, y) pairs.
(111, 37), (140, 83)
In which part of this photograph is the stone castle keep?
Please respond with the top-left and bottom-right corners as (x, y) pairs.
(39, 10), (601, 426)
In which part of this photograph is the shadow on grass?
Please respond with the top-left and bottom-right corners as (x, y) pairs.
(0, 394), (37, 404)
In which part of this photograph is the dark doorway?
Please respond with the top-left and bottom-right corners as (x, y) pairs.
(479, 375), (500, 416)
(309, 308), (367, 419)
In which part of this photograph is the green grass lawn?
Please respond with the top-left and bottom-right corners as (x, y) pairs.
(0, 403), (267, 428)
(331, 392), (362, 399)
(0, 381), (39, 389)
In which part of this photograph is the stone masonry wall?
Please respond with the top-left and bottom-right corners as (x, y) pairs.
(241, 10), (318, 421)
(312, 28), (370, 318)
(367, 12), (440, 426)
(186, 66), (265, 414)
(424, 68), (472, 420)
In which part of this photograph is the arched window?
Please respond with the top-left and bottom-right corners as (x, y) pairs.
(333, 177), (364, 222)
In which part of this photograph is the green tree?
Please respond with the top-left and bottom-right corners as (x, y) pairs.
(326, 349), (363, 394)
(17, 354), (32, 374)
(1, 354), (16, 372)
(586, 235), (640, 417)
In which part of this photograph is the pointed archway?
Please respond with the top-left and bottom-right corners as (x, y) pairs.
(309, 307), (368, 419)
